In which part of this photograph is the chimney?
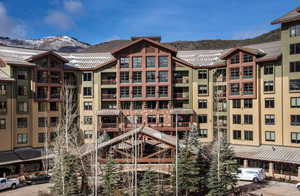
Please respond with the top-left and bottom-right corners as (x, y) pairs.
(131, 36), (161, 42)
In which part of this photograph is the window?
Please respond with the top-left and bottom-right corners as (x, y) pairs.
(132, 72), (142, 83)
(265, 114), (275, 125)
(146, 71), (155, 82)
(264, 64), (273, 75)
(291, 132), (300, 143)
(132, 86), (142, 97)
(265, 98), (275, 108)
(136, 116), (142, 124)
(38, 133), (46, 143)
(120, 72), (129, 83)
(291, 115), (300, 126)
(230, 83), (240, 96)
(83, 101), (93, 110)
(244, 99), (252, 108)
(243, 66), (253, 79)
(84, 130), (93, 139)
(291, 97), (300, 108)
(233, 114), (241, 124)
(199, 129), (208, 138)
(0, 102), (7, 113)
(50, 132), (57, 141)
(121, 101), (131, 110)
(158, 71), (168, 82)
(198, 70), (207, 79)
(230, 54), (240, 64)
(120, 87), (129, 98)
(17, 71), (28, 80)
(84, 116), (93, 125)
(243, 54), (253, 62)
(147, 115), (156, 123)
(265, 131), (275, 142)
(159, 86), (168, 97)
(290, 43), (300, 55)
(290, 61), (300, 72)
(159, 115), (164, 123)
(290, 24), (300, 37)
(38, 117), (48, 128)
(38, 102), (48, 112)
(83, 72), (92, 81)
(50, 117), (58, 128)
(198, 115), (207, 123)
(133, 101), (143, 109)
(244, 130), (253, 141)
(244, 115), (253, 124)
(0, 119), (5, 129)
(17, 133), (28, 144)
(0, 84), (7, 96)
(233, 130), (241, 140)
(264, 81), (274, 92)
(50, 102), (58, 111)
(18, 86), (27, 96)
(17, 102), (28, 113)
(120, 57), (129, 68)
(158, 56), (168, 67)
(83, 87), (92, 96)
(146, 86), (156, 97)
(289, 79), (300, 91)
(198, 85), (208, 95)
(230, 68), (240, 80)
(146, 56), (155, 68)
(146, 101), (156, 109)
(159, 101), (168, 109)
(198, 99), (207, 109)
(243, 83), (253, 95)
(232, 99), (241, 108)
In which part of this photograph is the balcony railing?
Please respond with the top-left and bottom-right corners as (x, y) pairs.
(102, 94), (116, 99)
(172, 122), (191, 127)
(173, 93), (188, 98)
(102, 123), (117, 128)
(101, 79), (116, 85)
(37, 93), (48, 99)
(50, 93), (60, 99)
(175, 78), (189, 84)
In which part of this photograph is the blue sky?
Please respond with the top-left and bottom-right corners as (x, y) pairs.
(0, 0), (299, 44)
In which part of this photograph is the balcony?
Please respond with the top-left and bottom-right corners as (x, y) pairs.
(172, 122), (191, 127)
(174, 77), (189, 84)
(50, 93), (60, 99)
(173, 93), (189, 99)
(101, 79), (116, 85)
(102, 123), (117, 128)
(102, 94), (116, 99)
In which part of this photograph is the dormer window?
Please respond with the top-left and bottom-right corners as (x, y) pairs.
(243, 54), (253, 62)
(230, 54), (240, 64)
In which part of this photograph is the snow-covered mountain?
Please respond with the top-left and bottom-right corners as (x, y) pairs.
(0, 36), (90, 52)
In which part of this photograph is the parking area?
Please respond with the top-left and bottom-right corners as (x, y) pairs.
(0, 183), (50, 196)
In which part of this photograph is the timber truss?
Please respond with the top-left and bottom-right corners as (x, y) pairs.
(81, 126), (176, 164)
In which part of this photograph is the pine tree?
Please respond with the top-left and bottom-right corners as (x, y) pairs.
(100, 152), (121, 195)
(207, 139), (238, 196)
(139, 170), (157, 196)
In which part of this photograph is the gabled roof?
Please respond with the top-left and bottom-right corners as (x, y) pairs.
(220, 47), (265, 60)
(26, 51), (69, 63)
(272, 6), (300, 24)
(111, 37), (177, 55)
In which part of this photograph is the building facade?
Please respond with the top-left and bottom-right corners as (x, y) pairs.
(0, 6), (300, 179)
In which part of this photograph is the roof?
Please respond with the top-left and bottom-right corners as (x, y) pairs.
(0, 148), (45, 166)
(0, 41), (281, 69)
(220, 47), (265, 60)
(231, 144), (300, 165)
(81, 126), (176, 156)
(26, 51), (69, 63)
(0, 70), (14, 82)
(272, 6), (300, 24)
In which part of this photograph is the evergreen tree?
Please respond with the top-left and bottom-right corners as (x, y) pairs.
(207, 139), (238, 196)
(100, 152), (121, 195)
(139, 170), (157, 196)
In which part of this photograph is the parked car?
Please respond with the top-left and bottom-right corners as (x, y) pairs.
(296, 183), (300, 191)
(235, 168), (266, 183)
(0, 177), (19, 190)
(26, 174), (51, 185)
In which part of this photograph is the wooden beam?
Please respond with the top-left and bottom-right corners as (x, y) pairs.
(112, 148), (133, 159)
(144, 148), (171, 159)
(99, 158), (173, 163)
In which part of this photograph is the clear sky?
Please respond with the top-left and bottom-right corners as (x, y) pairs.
(0, 0), (299, 44)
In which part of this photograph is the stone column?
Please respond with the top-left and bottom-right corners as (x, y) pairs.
(243, 159), (248, 168)
(268, 162), (274, 176)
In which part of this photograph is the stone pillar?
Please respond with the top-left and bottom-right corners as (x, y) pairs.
(268, 162), (274, 176)
(243, 159), (248, 168)
(298, 166), (300, 181)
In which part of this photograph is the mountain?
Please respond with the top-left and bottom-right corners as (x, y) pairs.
(82, 28), (280, 53)
(0, 36), (90, 52)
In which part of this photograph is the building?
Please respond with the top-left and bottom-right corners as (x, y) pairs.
(0, 6), (300, 179)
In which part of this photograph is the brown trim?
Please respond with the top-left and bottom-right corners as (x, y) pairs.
(196, 63), (226, 69)
(7, 63), (35, 67)
(75, 58), (117, 71)
(0, 79), (15, 82)
(220, 47), (264, 60)
(111, 38), (177, 55)
(26, 51), (69, 63)
(172, 56), (196, 68)
(256, 55), (281, 63)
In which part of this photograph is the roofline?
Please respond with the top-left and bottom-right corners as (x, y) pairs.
(220, 47), (264, 60)
(271, 15), (300, 25)
(25, 51), (69, 63)
(256, 55), (281, 63)
(172, 56), (196, 68)
(111, 37), (177, 55)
